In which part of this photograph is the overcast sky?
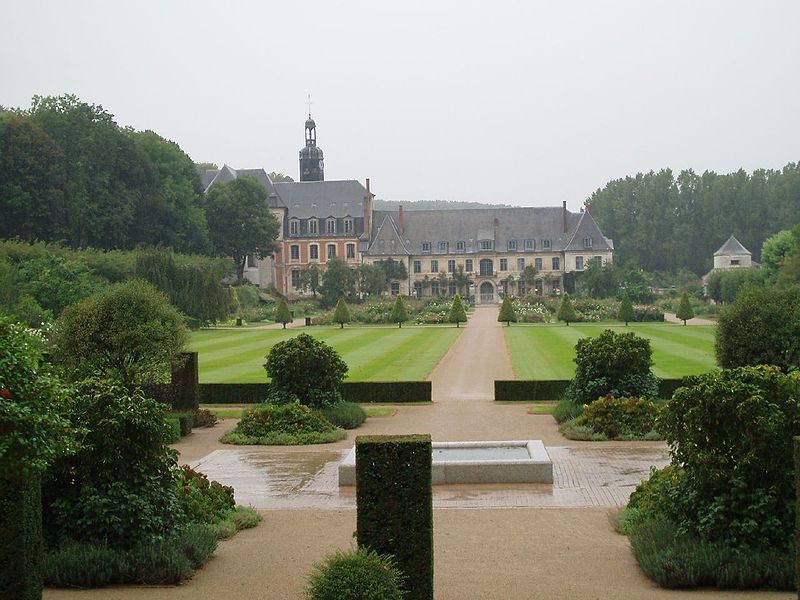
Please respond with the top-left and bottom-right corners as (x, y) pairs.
(2, 1), (798, 209)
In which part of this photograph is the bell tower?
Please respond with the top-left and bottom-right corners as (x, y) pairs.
(299, 112), (324, 182)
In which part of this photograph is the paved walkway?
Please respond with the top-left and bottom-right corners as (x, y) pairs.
(664, 312), (716, 326)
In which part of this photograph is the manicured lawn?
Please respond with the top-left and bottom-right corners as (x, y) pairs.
(189, 326), (462, 383)
(505, 323), (716, 380)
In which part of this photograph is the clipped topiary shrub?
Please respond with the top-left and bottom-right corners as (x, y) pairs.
(221, 402), (345, 445)
(356, 435), (433, 600)
(306, 547), (405, 600)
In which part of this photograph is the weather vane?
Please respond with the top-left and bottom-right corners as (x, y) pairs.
(307, 93), (312, 117)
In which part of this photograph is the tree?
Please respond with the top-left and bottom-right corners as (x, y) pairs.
(389, 296), (408, 328)
(268, 172), (294, 183)
(205, 175), (280, 285)
(715, 285), (800, 372)
(520, 265), (538, 296)
(264, 333), (348, 408)
(320, 258), (355, 308)
(497, 296), (517, 326)
(452, 265), (472, 296)
(333, 298), (351, 329)
(448, 294), (467, 327)
(275, 299), (292, 328)
(761, 230), (797, 282)
(300, 263), (321, 298)
(617, 291), (634, 325)
(556, 293), (577, 325)
(675, 292), (694, 325)
(357, 263), (387, 297)
(51, 280), (188, 385)
(376, 258), (408, 282)
(436, 272), (449, 298)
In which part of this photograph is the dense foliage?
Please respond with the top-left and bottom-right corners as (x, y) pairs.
(389, 295), (408, 327)
(333, 298), (351, 328)
(51, 279), (188, 385)
(221, 402), (344, 445)
(587, 164), (800, 274)
(447, 294), (467, 327)
(574, 395), (661, 439)
(705, 268), (764, 304)
(497, 296), (517, 325)
(275, 299), (292, 328)
(556, 293), (577, 324)
(306, 548), (406, 600)
(320, 401), (367, 429)
(263, 333), (348, 408)
(617, 291), (634, 325)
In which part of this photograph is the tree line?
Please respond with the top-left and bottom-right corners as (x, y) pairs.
(586, 164), (800, 275)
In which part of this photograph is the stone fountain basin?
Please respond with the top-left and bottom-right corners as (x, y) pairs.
(338, 440), (553, 486)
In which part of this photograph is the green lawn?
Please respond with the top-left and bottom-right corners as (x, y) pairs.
(189, 326), (462, 383)
(504, 323), (717, 380)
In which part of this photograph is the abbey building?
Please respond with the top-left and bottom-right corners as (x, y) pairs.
(202, 115), (613, 303)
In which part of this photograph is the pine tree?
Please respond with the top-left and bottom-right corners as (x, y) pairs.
(497, 296), (518, 326)
(448, 294), (468, 327)
(617, 291), (635, 326)
(675, 291), (695, 325)
(333, 297), (351, 329)
(275, 299), (292, 329)
(556, 293), (577, 326)
(389, 295), (408, 328)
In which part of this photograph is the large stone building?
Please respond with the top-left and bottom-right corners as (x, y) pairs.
(203, 114), (614, 302)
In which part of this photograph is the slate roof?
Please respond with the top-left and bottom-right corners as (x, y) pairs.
(272, 180), (367, 219)
(202, 166), (283, 207)
(714, 235), (751, 256)
(366, 207), (613, 256)
(368, 215), (411, 256)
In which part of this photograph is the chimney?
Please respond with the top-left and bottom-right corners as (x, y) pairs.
(363, 178), (373, 243)
(398, 205), (405, 235)
(562, 200), (568, 234)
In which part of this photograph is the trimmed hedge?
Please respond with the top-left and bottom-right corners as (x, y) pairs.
(494, 379), (685, 401)
(165, 416), (182, 443)
(0, 474), (43, 600)
(796, 436), (800, 590)
(356, 435), (433, 600)
(198, 382), (432, 404)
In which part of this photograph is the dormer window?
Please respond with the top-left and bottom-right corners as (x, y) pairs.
(289, 219), (299, 236)
(480, 240), (493, 250)
(456, 240), (465, 252)
(583, 237), (593, 248)
(524, 239), (535, 251)
(422, 241), (431, 254)
(507, 239), (517, 251)
(326, 218), (336, 235)
(543, 239), (551, 250)
(344, 217), (354, 234)
(438, 241), (449, 253)
(308, 219), (319, 235)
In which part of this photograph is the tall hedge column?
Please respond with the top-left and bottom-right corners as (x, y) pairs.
(795, 436), (800, 597)
(0, 473), (43, 599)
(356, 434), (433, 600)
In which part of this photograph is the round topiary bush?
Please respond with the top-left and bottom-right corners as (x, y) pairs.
(320, 401), (366, 430)
(221, 402), (345, 446)
(305, 548), (405, 600)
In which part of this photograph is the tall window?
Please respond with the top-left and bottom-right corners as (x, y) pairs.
(346, 243), (356, 259)
(289, 219), (299, 236)
(518, 280), (525, 296)
(290, 245), (300, 261)
(517, 258), (525, 271)
(326, 218), (336, 234)
(430, 260), (439, 273)
(413, 281), (423, 297)
(308, 219), (318, 235)
(422, 241), (431, 253)
(447, 259), (456, 273)
(593, 256), (602, 265)
(391, 282), (400, 296)
(507, 240), (517, 251)
(431, 282), (440, 297)
(413, 260), (421, 274)
(344, 218), (354, 234)
(575, 256), (584, 270)
(534, 257), (543, 270)
(524, 239), (535, 251)
(309, 244), (319, 260)
(291, 270), (301, 289)
(543, 239), (551, 250)
(499, 258), (508, 271)
(465, 259), (473, 273)
(552, 257), (560, 270)
(479, 259), (493, 277)
(327, 244), (336, 258)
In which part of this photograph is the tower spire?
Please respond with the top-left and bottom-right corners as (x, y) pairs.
(299, 103), (324, 181)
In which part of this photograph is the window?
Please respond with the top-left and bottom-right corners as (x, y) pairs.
(291, 269), (301, 289)
(422, 241), (431, 254)
(326, 218), (336, 235)
(431, 282), (440, 296)
(448, 282), (457, 297)
(344, 218), (354, 234)
(327, 244), (336, 258)
(518, 280), (525, 296)
(447, 259), (456, 273)
(730, 259), (740, 266)
(465, 259), (473, 273)
(246, 254), (257, 268)
(534, 257), (543, 270)
(517, 258), (525, 271)
(456, 240), (465, 252)
(543, 239), (551, 249)
(499, 258), (508, 271)
(479, 259), (493, 277)
(507, 240), (517, 251)
(552, 257), (560, 270)
(346, 243), (356, 259)
(309, 244), (319, 260)
(593, 256), (602, 266)
(413, 281), (423, 297)
(413, 260), (421, 274)
(290, 245), (300, 261)
(438, 241), (449, 253)
(575, 256), (584, 270)
(480, 240), (493, 250)
(524, 239), (535, 251)
(308, 219), (318, 235)
(430, 260), (439, 273)
(583, 237), (593, 248)
(391, 282), (400, 296)
(289, 219), (299, 236)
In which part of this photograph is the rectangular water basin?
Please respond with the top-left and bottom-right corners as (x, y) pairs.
(338, 440), (553, 486)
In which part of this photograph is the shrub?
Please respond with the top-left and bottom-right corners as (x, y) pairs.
(341, 381), (431, 404)
(174, 465), (235, 525)
(567, 329), (660, 406)
(0, 474), (44, 600)
(42, 540), (124, 588)
(165, 416), (182, 443)
(627, 465), (684, 524)
(356, 435), (433, 600)
(675, 292), (694, 324)
(617, 291), (634, 324)
(497, 296), (517, 325)
(264, 333), (348, 408)
(174, 523), (218, 569)
(389, 295), (408, 328)
(447, 294), (467, 327)
(556, 293), (577, 325)
(321, 401), (367, 429)
(657, 366), (800, 549)
(553, 396), (584, 423)
(306, 548), (405, 600)
(275, 298), (292, 328)
(494, 380), (569, 401)
(222, 402), (345, 445)
(191, 408), (218, 428)
(575, 395), (661, 438)
(174, 412), (193, 436)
